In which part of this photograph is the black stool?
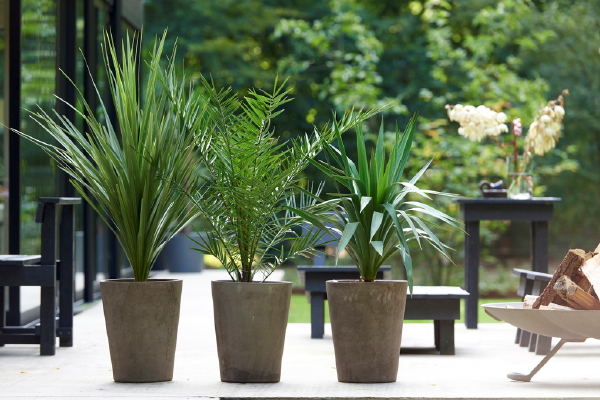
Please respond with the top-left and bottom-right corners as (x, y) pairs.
(0, 197), (80, 355)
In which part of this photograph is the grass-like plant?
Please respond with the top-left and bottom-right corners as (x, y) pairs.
(312, 114), (460, 291)
(14, 32), (203, 282)
(186, 77), (382, 282)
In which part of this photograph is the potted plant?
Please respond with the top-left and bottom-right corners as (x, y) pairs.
(15, 32), (203, 382)
(312, 114), (460, 383)
(184, 76), (380, 383)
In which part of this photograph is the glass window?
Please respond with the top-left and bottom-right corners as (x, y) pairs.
(20, 0), (56, 255)
(0, 1), (6, 254)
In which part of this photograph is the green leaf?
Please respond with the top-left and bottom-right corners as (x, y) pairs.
(371, 240), (384, 256)
(360, 196), (372, 212)
(370, 211), (384, 241)
(337, 222), (359, 263)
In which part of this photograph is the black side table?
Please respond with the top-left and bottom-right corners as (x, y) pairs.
(455, 197), (561, 329)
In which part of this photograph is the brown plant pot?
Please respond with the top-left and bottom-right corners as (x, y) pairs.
(100, 279), (182, 383)
(212, 280), (292, 383)
(326, 279), (408, 383)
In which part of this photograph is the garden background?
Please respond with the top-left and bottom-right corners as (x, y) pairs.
(143, 0), (600, 295)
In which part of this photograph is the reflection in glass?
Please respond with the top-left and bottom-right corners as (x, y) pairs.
(20, 0), (56, 254)
(0, 5), (5, 254)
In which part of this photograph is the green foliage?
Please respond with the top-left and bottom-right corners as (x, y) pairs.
(274, 0), (403, 114)
(144, 0), (600, 284)
(15, 32), (203, 282)
(186, 77), (382, 282)
(313, 115), (460, 291)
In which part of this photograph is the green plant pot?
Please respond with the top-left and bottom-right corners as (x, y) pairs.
(100, 279), (182, 382)
(212, 280), (292, 383)
(327, 279), (408, 383)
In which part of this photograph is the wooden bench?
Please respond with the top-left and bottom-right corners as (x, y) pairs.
(0, 197), (80, 355)
(298, 266), (469, 355)
(513, 268), (553, 355)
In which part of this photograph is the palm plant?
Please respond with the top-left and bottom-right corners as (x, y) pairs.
(187, 77), (382, 282)
(312, 114), (461, 291)
(15, 32), (204, 282)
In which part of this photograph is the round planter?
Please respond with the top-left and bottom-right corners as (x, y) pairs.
(100, 279), (182, 383)
(326, 279), (408, 383)
(212, 280), (292, 383)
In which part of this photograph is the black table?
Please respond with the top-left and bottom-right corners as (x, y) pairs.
(455, 197), (561, 329)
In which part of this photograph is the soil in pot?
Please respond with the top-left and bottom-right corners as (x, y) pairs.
(101, 279), (182, 383)
(326, 279), (408, 383)
(212, 280), (292, 383)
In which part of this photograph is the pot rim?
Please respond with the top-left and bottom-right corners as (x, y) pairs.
(212, 280), (292, 285)
(326, 279), (408, 284)
(100, 278), (182, 283)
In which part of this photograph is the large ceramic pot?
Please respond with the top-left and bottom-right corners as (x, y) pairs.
(212, 280), (292, 383)
(100, 279), (182, 383)
(326, 279), (408, 383)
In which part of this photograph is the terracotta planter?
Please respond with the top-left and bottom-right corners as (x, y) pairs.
(326, 279), (408, 383)
(212, 280), (292, 383)
(100, 279), (182, 383)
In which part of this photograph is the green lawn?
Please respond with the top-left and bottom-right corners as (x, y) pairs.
(288, 294), (519, 324)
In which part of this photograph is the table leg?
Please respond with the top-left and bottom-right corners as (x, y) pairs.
(59, 204), (75, 347)
(434, 320), (440, 350)
(0, 286), (4, 346)
(536, 335), (552, 355)
(519, 329), (531, 348)
(464, 220), (480, 329)
(310, 292), (326, 339)
(531, 221), (549, 273)
(40, 285), (56, 356)
(6, 287), (21, 326)
(436, 320), (455, 355)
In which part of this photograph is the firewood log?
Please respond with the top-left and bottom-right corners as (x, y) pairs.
(581, 253), (600, 299)
(532, 249), (592, 309)
(553, 275), (600, 310)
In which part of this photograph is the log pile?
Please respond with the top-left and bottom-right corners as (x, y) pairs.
(529, 246), (600, 310)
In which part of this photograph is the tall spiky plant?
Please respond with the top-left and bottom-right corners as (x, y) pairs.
(14, 31), (204, 282)
(312, 114), (461, 292)
(187, 77), (383, 282)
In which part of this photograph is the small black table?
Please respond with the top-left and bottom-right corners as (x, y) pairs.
(455, 197), (561, 329)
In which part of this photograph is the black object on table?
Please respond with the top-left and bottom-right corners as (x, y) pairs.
(298, 267), (469, 354)
(0, 197), (81, 355)
(455, 197), (561, 329)
(513, 268), (553, 355)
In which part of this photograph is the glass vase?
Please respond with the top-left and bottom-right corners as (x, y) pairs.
(506, 156), (533, 199)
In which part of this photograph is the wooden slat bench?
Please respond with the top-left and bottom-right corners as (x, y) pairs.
(513, 268), (553, 355)
(298, 266), (469, 355)
(0, 197), (80, 355)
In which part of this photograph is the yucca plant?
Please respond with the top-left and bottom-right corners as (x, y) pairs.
(186, 77), (382, 282)
(15, 31), (204, 282)
(312, 114), (460, 292)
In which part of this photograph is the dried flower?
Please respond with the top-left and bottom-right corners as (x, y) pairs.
(446, 104), (508, 142)
(524, 90), (569, 157)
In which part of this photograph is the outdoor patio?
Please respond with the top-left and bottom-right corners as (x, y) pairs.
(2, 269), (600, 400)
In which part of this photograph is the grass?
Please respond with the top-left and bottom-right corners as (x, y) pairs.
(288, 294), (520, 324)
